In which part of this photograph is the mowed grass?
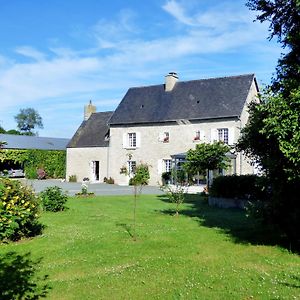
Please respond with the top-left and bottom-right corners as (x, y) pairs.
(0, 194), (299, 299)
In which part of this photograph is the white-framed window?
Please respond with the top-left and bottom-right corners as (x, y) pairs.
(128, 132), (136, 148)
(164, 159), (172, 172)
(159, 132), (169, 143)
(123, 132), (140, 149)
(127, 161), (136, 176)
(217, 128), (229, 144)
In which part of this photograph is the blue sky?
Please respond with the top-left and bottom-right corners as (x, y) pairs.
(0, 0), (282, 138)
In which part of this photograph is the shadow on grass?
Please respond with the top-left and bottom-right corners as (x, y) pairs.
(116, 222), (134, 238)
(0, 251), (50, 300)
(157, 194), (294, 251)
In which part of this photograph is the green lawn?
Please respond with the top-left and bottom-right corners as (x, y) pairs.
(0, 194), (299, 299)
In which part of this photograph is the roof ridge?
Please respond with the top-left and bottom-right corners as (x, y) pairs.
(0, 133), (69, 140)
(128, 73), (255, 90)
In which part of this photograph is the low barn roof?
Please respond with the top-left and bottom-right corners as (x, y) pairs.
(109, 74), (256, 125)
(0, 134), (69, 150)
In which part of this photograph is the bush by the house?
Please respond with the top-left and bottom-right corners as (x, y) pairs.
(40, 186), (68, 212)
(0, 178), (42, 241)
(210, 174), (268, 200)
(69, 175), (77, 182)
(104, 177), (115, 184)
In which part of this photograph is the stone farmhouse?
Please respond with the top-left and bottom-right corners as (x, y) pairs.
(66, 72), (259, 185)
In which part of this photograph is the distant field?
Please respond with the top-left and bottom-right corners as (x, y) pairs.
(0, 194), (299, 299)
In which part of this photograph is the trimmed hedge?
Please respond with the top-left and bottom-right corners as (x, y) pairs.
(210, 175), (268, 200)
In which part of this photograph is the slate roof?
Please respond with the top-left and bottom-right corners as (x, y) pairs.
(109, 74), (256, 125)
(0, 134), (69, 150)
(67, 111), (113, 148)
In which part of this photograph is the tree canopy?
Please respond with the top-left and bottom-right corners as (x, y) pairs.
(14, 108), (43, 136)
(238, 0), (300, 248)
(246, 0), (300, 92)
(184, 142), (230, 176)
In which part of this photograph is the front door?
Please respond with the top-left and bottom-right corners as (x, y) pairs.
(92, 161), (100, 181)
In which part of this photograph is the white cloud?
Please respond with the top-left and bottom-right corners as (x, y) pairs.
(15, 46), (46, 61)
(162, 0), (196, 26)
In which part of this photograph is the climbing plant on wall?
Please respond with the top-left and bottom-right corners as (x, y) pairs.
(0, 149), (66, 179)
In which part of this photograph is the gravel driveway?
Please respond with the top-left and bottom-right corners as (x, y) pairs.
(18, 179), (164, 196)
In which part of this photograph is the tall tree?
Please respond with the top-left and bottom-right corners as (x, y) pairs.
(246, 0), (300, 92)
(237, 0), (300, 248)
(14, 108), (43, 136)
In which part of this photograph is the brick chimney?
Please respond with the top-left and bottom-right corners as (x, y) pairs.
(84, 100), (96, 120)
(165, 72), (178, 92)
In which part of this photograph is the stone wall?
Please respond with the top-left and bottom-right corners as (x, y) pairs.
(66, 147), (108, 182)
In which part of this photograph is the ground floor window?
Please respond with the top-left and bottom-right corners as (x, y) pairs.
(163, 159), (172, 173)
(127, 161), (136, 176)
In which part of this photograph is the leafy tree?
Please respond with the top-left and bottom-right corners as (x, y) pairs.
(5, 129), (22, 135)
(130, 163), (150, 240)
(14, 108), (43, 135)
(0, 126), (5, 134)
(184, 142), (230, 189)
(161, 184), (186, 216)
(246, 0), (300, 93)
(237, 0), (300, 249)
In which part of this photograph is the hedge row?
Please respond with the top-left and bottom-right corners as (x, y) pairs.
(210, 174), (269, 200)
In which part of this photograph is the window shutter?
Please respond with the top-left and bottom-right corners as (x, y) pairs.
(122, 133), (127, 148)
(157, 159), (163, 174)
(200, 130), (205, 141)
(158, 132), (164, 142)
(228, 128), (235, 145)
(136, 132), (141, 148)
(210, 129), (218, 143)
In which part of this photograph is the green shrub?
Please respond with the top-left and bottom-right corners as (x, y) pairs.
(40, 186), (68, 212)
(210, 175), (268, 200)
(25, 166), (38, 179)
(69, 175), (77, 182)
(104, 177), (115, 184)
(0, 178), (42, 241)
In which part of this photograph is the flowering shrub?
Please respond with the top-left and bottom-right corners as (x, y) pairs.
(37, 168), (46, 180)
(40, 186), (68, 212)
(81, 184), (88, 195)
(75, 183), (94, 197)
(0, 178), (42, 241)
